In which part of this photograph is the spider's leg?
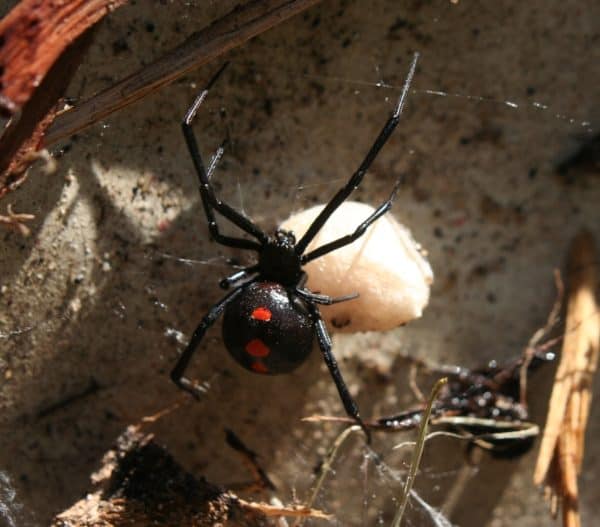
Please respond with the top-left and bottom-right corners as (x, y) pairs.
(297, 272), (308, 288)
(182, 64), (268, 249)
(296, 272), (358, 304)
(296, 288), (358, 305)
(205, 141), (225, 180)
(375, 409), (427, 431)
(295, 52), (418, 255)
(301, 181), (400, 264)
(219, 264), (259, 289)
(171, 284), (246, 399)
(309, 304), (371, 442)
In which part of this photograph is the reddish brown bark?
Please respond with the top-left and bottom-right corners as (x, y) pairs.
(0, 0), (129, 193)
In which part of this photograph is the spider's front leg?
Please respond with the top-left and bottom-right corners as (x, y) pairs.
(295, 271), (358, 304)
(294, 52), (419, 256)
(219, 264), (260, 289)
(182, 63), (267, 250)
(309, 304), (371, 443)
(171, 286), (245, 399)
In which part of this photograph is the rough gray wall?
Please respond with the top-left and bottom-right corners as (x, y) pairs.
(1, 1), (599, 525)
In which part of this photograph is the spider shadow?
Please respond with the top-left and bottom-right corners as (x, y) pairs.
(0, 157), (68, 283)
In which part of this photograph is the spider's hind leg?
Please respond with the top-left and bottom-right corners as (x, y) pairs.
(171, 285), (245, 398)
(309, 304), (371, 443)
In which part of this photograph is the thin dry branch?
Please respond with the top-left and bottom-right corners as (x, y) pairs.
(391, 377), (448, 527)
(42, 0), (323, 148)
(519, 269), (564, 406)
(239, 500), (332, 520)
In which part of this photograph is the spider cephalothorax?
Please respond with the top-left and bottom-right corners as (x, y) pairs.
(171, 54), (419, 441)
(257, 229), (302, 286)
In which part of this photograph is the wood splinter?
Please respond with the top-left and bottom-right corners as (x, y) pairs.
(533, 229), (600, 527)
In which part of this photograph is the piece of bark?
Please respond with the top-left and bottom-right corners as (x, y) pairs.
(52, 426), (330, 527)
(0, 0), (129, 188)
(0, 0), (322, 209)
(533, 230), (600, 527)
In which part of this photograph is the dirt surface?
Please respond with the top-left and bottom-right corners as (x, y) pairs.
(52, 427), (274, 527)
(1, 1), (599, 526)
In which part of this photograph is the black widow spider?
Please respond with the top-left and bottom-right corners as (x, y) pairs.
(171, 53), (419, 441)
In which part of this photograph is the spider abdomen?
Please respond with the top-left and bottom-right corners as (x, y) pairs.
(222, 282), (314, 375)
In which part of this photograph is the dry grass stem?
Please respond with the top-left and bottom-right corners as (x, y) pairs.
(293, 424), (362, 527)
(391, 377), (448, 527)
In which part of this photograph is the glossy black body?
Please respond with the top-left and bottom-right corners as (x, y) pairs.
(223, 282), (314, 374)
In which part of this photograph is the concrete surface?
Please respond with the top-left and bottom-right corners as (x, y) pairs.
(1, 1), (599, 525)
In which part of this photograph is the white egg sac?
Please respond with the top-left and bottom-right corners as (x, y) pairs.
(280, 201), (434, 333)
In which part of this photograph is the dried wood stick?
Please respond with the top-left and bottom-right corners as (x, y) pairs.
(239, 499), (332, 520)
(533, 230), (600, 527)
(42, 0), (323, 148)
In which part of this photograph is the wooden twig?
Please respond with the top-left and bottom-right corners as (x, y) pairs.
(0, 0), (128, 113)
(533, 230), (600, 527)
(519, 269), (564, 406)
(0, 202), (35, 236)
(239, 499), (332, 520)
(42, 0), (323, 148)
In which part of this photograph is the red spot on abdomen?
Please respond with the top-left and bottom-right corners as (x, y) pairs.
(245, 338), (270, 357)
(251, 306), (272, 321)
(251, 361), (269, 374)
